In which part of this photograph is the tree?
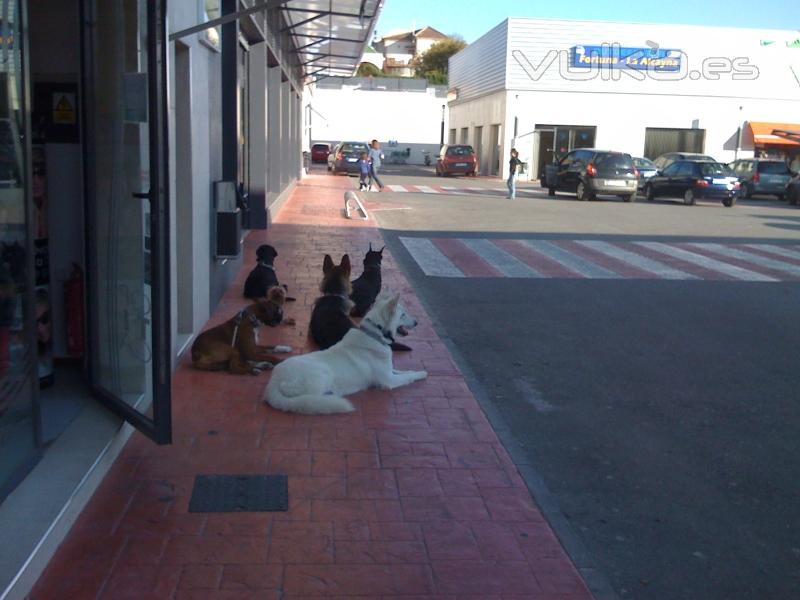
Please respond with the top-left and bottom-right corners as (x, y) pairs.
(413, 37), (467, 84)
(357, 62), (385, 77)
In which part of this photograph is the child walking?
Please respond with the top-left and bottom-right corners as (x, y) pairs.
(357, 151), (372, 191)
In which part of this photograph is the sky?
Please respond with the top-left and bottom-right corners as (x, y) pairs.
(374, 0), (798, 43)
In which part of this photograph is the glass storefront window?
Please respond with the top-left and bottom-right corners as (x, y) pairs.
(0, 0), (39, 501)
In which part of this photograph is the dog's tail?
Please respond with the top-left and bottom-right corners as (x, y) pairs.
(264, 381), (354, 414)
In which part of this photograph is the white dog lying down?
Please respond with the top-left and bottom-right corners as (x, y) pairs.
(263, 293), (427, 414)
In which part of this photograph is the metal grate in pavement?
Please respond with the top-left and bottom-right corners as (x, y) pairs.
(188, 474), (288, 513)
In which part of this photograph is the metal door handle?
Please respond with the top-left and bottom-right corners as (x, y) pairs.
(132, 192), (151, 199)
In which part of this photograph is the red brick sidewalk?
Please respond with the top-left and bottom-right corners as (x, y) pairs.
(29, 173), (594, 599)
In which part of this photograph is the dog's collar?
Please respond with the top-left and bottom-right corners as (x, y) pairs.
(360, 317), (394, 345)
(323, 292), (349, 300)
(258, 262), (275, 270)
(231, 308), (262, 347)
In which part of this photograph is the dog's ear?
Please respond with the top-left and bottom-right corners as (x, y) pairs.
(369, 242), (373, 252)
(340, 254), (351, 275)
(379, 246), (385, 254)
(323, 254), (334, 273)
(383, 293), (400, 315)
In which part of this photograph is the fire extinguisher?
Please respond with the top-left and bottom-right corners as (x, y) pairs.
(64, 263), (85, 358)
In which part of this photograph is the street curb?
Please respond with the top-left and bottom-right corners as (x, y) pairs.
(381, 230), (622, 600)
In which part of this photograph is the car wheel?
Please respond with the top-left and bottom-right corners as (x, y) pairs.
(645, 184), (655, 201)
(683, 188), (696, 206)
(547, 188), (555, 197)
(623, 192), (636, 203)
(722, 196), (736, 207)
(776, 193), (785, 201)
(576, 181), (592, 201)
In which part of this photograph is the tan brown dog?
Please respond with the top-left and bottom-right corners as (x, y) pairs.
(191, 286), (293, 375)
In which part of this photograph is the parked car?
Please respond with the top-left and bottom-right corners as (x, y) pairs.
(728, 158), (792, 200)
(653, 152), (716, 170)
(436, 144), (477, 176)
(327, 141), (369, 174)
(644, 160), (740, 207)
(633, 157), (658, 190)
(311, 143), (331, 163)
(545, 149), (638, 202)
(787, 173), (800, 205)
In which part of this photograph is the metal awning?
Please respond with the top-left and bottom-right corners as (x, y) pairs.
(772, 129), (800, 144)
(282, 0), (382, 82)
(169, 0), (382, 83)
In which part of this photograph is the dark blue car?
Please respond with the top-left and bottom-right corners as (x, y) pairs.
(644, 160), (740, 207)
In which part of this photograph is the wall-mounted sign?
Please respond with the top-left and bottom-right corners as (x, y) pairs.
(570, 45), (682, 72)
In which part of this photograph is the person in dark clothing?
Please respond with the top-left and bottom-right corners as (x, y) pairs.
(507, 148), (522, 199)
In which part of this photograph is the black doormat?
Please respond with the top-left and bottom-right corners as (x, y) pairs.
(188, 474), (288, 513)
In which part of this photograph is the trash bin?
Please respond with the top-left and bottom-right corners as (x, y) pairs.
(214, 181), (241, 259)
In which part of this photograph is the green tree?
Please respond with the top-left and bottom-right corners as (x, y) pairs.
(413, 36), (467, 84)
(357, 62), (385, 77)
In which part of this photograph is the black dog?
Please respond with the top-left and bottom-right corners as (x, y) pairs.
(309, 254), (355, 350)
(350, 243), (384, 318)
(244, 244), (295, 301)
(349, 244), (411, 352)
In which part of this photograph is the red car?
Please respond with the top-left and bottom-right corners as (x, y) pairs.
(436, 144), (477, 177)
(311, 143), (331, 163)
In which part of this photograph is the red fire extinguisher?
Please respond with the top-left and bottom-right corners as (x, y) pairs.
(64, 263), (85, 358)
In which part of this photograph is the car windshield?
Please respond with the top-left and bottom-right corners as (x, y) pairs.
(446, 146), (474, 156)
(633, 158), (656, 169)
(758, 162), (790, 174)
(595, 153), (633, 170)
(699, 163), (734, 176)
(341, 143), (367, 153)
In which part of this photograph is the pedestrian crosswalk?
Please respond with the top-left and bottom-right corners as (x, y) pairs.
(384, 184), (528, 196)
(399, 237), (800, 282)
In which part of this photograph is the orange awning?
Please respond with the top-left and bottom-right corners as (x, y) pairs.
(747, 121), (800, 146)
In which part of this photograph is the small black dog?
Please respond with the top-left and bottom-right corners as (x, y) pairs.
(350, 243), (384, 318)
(309, 254), (355, 350)
(244, 244), (295, 301)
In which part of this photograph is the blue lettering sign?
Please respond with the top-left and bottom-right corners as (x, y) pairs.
(570, 45), (682, 72)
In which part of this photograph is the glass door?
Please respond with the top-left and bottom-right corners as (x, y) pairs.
(0, 0), (40, 500)
(83, 0), (171, 443)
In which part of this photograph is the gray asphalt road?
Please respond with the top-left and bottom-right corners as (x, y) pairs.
(369, 171), (800, 600)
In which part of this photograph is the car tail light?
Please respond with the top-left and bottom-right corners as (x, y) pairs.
(753, 172), (760, 183)
(695, 178), (710, 187)
(586, 163), (597, 177)
(733, 181), (741, 189)
(634, 168), (640, 178)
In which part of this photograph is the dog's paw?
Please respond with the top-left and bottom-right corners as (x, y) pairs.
(273, 345), (292, 353)
(414, 370), (428, 381)
(251, 361), (275, 370)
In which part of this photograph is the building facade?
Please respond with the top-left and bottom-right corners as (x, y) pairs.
(310, 76), (448, 164)
(448, 18), (800, 180)
(372, 26), (448, 77)
(0, 1), (379, 596)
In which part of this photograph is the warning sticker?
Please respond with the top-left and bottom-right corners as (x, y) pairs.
(52, 93), (76, 125)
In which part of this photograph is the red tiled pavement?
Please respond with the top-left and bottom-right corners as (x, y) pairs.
(28, 172), (594, 599)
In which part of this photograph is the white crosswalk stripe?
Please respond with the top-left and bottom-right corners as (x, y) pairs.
(576, 240), (697, 280)
(691, 243), (800, 278)
(635, 242), (778, 282)
(744, 244), (800, 262)
(414, 185), (439, 194)
(523, 240), (618, 278)
(459, 239), (543, 278)
(399, 237), (464, 277)
(387, 184), (407, 192)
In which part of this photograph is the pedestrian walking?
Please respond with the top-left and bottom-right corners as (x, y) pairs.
(368, 139), (385, 191)
(507, 148), (522, 199)
(357, 151), (372, 191)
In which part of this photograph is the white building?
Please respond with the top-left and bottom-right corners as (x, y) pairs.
(310, 77), (448, 163)
(447, 18), (800, 180)
(373, 26), (448, 77)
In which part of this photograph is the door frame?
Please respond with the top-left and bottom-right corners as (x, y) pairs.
(79, 0), (172, 444)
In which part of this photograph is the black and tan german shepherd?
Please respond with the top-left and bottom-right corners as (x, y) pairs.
(309, 254), (355, 350)
(350, 243), (384, 318)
